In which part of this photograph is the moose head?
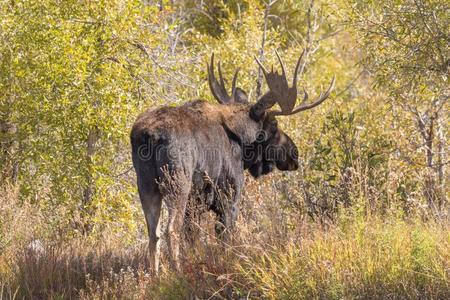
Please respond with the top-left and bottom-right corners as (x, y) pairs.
(207, 51), (335, 178)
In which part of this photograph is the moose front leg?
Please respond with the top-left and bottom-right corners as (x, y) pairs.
(229, 188), (241, 229)
(212, 180), (243, 239)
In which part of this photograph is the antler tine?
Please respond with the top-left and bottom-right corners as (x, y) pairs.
(207, 53), (243, 104)
(231, 69), (239, 97)
(207, 53), (222, 103)
(254, 55), (269, 78)
(275, 50), (287, 78)
(292, 49), (305, 88)
(257, 50), (335, 117)
(217, 62), (226, 90)
(302, 88), (309, 103)
(288, 75), (336, 115)
(255, 50), (298, 114)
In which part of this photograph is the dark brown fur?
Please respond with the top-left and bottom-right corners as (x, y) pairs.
(131, 97), (299, 271)
(130, 50), (337, 271)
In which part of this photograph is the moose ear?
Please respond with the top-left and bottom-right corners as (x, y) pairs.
(221, 109), (260, 145)
(249, 92), (277, 121)
(249, 103), (265, 121)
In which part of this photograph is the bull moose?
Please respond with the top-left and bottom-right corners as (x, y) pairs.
(130, 51), (335, 271)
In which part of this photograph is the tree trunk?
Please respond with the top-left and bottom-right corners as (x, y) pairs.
(83, 129), (97, 206)
(436, 115), (447, 211)
(256, 0), (273, 99)
(1, 47), (19, 183)
(417, 113), (440, 215)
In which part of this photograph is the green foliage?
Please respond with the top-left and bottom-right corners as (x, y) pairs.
(308, 108), (394, 207)
(349, 0), (449, 210)
(0, 0), (161, 232)
(268, 0), (344, 47)
(350, 0), (448, 103)
(179, 0), (252, 37)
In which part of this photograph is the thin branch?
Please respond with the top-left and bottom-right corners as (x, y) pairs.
(334, 69), (366, 99)
(256, 0), (277, 99)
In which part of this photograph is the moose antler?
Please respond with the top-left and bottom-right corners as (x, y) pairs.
(207, 53), (241, 104)
(255, 50), (335, 117)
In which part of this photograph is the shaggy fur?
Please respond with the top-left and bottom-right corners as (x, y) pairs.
(131, 96), (299, 271)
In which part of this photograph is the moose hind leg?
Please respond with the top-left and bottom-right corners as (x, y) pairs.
(163, 173), (191, 271)
(139, 188), (162, 274)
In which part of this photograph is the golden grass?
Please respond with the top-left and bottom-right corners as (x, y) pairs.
(1, 183), (449, 299)
(239, 218), (450, 299)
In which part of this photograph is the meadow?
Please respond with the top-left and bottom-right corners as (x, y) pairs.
(1, 182), (449, 299)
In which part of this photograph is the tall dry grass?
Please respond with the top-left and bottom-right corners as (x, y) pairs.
(1, 181), (449, 299)
(238, 218), (450, 299)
